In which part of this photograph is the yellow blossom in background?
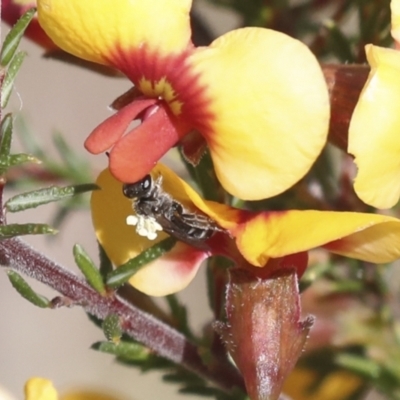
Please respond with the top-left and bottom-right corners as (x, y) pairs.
(24, 378), (123, 400)
(25, 378), (57, 400)
(61, 390), (121, 400)
(283, 368), (363, 400)
(348, 0), (400, 209)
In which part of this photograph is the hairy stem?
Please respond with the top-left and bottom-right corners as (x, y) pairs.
(0, 237), (245, 394)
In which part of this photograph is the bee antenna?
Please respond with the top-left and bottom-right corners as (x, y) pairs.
(155, 174), (163, 186)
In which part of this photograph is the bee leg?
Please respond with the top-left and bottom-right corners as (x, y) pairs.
(161, 200), (184, 220)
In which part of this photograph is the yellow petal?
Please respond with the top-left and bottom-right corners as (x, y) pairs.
(324, 219), (400, 262)
(92, 164), (400, 274)
(283, 369), (363, 400)
(234, 210), (400, 266)
(61, 389), (121, 400)
(25, 378), (58, 400)
(37, 0), (192, 67)
(187, 27), (330, 200)
(348, 44), (400, 208)
(141, 166), (400, 269)
(91, 168), (208, 296)
(91, 169), (167, 266)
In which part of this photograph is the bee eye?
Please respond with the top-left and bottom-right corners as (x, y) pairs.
(143, 176), (151, 190)
(123, 175), (152, 199)
(122, 183), (136, 198)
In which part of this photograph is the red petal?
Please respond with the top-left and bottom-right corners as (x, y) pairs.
(109, 105), (183, 182)
(84, 98), (156, 154)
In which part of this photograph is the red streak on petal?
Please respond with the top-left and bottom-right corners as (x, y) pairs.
(267, 252), (309, 278)
(227, 210), (276, 236)
(323, 238), (354, 254)
(84, 98), (156, 154)
(109, 105), (185, 183)
(166, 242), (209, 276)
(171, 67), (216, 133)
(109, 44), (191, 87)
(108, 45), (215, 131)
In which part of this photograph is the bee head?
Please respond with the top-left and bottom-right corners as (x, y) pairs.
(123, 174), (153, 199)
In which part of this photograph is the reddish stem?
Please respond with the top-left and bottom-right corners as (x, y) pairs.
(0, 237), (244, 394)
(322, 64), (369, 151)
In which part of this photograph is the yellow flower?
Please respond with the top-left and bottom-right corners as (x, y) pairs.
(24, 378), (122, 400)
(91, 164), (400, 296)
(25, 378), (57, 400)
(37, 0), (330, 200)
(348, 0), (400, 208)
(283, 368), (363, 400)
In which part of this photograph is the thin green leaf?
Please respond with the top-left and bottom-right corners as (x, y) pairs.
(1, 8), (36, 67)
(394, 322), (400, 346)
(106, 237), (177, 288)
(9, 153), (41, 166)
(73, 244), (106, 295)
(299, 262), (332, 292)
(92, 341), (150, 361)
(178, 386), (217, 396)
(0, 146), (40, 178)
(166, 295), (193, 339)
(52, 132), (92, 182)
(14, 120), (92, 184)
(102, 314), (122, 343)
(336, 353), (381, 379)
(98, 241), (113, 278)
(331, 279), (364, 294)
(87, 313), (103, 329)
(0, 153), (41, 170)
(49, 204), (70, 230)
(15, 117), (46, 159)
(0, 223), (56, 238)
(5, 183), (98, 212)
(163, 371), (204, 385)
(0, 114), (13, 159)
(53, 133), (80, 171)
(7, 270), (50, 308)
(193, 152), (221, 202)
(1, 51), (26, 109)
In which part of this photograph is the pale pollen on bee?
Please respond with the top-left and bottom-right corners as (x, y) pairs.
(126, 214), (163, 240)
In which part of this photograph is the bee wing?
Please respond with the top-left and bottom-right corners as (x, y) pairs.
(155, 214), (213, 250)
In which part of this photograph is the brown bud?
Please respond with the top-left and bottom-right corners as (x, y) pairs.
(215, 267), (314, 400)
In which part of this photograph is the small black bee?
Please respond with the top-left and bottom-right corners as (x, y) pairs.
(123, 174), (222, 247)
